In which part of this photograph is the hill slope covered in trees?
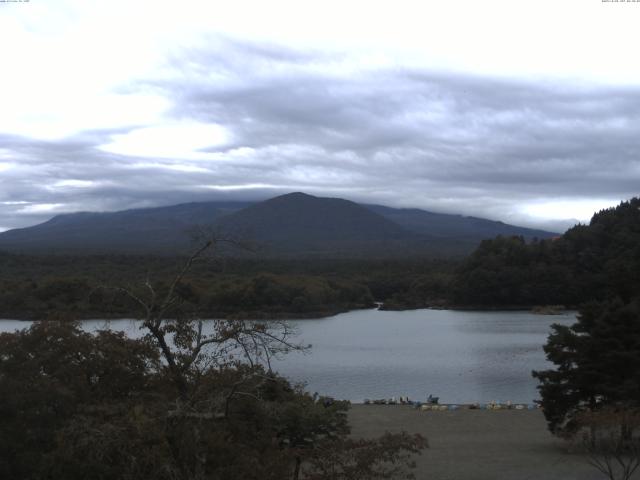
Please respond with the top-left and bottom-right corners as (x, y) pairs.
(453, 198), (640, 307)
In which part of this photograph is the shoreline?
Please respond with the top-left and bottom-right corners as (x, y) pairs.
(0, 306), (366, 322)
(0, 304), (577, 322)
(356, 401), (540, 409)
(382, 303), (576, 314)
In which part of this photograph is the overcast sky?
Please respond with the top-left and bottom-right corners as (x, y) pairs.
(1, 0), (639, 233)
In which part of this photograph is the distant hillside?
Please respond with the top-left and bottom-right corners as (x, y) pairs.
(216, 192), (429, 255)
(452, 197), (640, 307)
(0, 193), (557, 257)
(0, 201), (249, 254)
(365, 204), (553, 242)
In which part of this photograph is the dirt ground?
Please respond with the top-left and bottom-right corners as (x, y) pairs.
(348, 405), (618, 480)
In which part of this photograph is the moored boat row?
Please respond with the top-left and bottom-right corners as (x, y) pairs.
(362, 397), (540, 410)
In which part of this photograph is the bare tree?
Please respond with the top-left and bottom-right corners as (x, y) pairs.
(98, 235), (426, 480)
(111, 235), (306, 402)
(576, 408), (640, 480)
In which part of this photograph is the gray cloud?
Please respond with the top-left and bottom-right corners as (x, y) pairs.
(1, 37), (639, 232)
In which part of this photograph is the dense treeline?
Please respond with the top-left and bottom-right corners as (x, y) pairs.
(529, 199), (640, 465)
(0, 320), (425, 479)
(453, 198), (640, 307)
(0, 242), (427, 479)
(4, 197), (637, 320)
(0, 274), (374, 320)
(0, 254), (456, 319)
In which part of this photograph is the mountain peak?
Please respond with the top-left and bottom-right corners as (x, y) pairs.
(0, 193), (558, 256)
(279, 191), (314, 199)
(267, 192), (335, 204)
(216, 191), (412, 253)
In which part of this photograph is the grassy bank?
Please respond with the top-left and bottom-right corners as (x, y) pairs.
(349, 405), (604, 480)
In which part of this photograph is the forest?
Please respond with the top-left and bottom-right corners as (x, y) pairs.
(0, 287), (426, 479)
(0, 241), (429, 479)
(528, 200), (640, 477)
(0, 254), (456, 320)
(452, 197), (640, 307)
(1, 198), (639, 478)
(1, 198), (639, 319)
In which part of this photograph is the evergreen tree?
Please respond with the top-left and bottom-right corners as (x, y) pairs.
(533, 297), (640, 435)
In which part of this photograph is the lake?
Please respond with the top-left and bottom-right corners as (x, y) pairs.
(0, 308), (575, 404)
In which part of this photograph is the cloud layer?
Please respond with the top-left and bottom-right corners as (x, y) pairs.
(1, 30), (639, 232)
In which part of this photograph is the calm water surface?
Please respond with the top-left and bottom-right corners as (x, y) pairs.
(0, 308), (575, 404)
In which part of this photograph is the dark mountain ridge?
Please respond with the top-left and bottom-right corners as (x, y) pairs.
(217, 193), (424, 255)
(0, 201), (250, 254)
(365, 204), (553, 241)
(0, 192), (557, 257)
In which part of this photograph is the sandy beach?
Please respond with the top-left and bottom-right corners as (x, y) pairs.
(349, 405), (611, 480)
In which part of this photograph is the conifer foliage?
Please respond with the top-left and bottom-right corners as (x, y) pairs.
(533, 298), (640, 435)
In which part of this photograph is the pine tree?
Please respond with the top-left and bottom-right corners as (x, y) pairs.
(533, 297), (640, 435)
